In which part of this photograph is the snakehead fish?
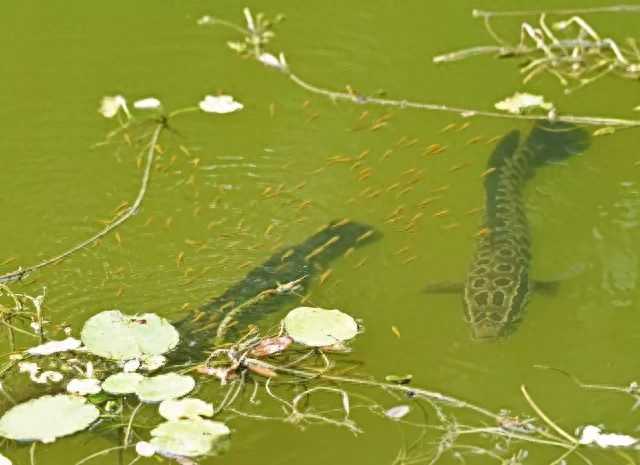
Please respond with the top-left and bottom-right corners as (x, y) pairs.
(172, 220), (381, 360)
(442, 121), (590, 339)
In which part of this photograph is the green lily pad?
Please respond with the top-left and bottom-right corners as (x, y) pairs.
(150, 419), (230, 457)
(136, 373), (195, 403)
(283, 307), (359, 347)
(102, 372), (145, 395)
(80, 310), (179, 361)
(0, 395), (99, 443)
(159, 398), (213, 421)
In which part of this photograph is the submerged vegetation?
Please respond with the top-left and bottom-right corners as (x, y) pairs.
(0, 4), (638, 465)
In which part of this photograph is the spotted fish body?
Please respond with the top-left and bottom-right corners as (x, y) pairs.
(464, 122), (590, 339)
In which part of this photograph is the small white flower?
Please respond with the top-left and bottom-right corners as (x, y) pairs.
(135, 441), (157, 457)
(123, 359), (141, 372)
(30, 322), (41, 333)
(26, 337), (81, 356)
(133, 97), (162, 110)
(18, 362), (39, 377)
(259, 53), (281, 68)
(33, 371), (63, 384)
(199, 95), (244, 114)
(579, 425), (638, 448)
(494, 92), (553, 115)
(197, 15), (213, 25)
(98, 95), (131, 119)
(67, 378), (102, 395)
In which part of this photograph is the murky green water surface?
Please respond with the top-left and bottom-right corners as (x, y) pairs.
(1, 1), (639, 464)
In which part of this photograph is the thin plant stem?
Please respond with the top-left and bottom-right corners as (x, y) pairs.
(123, 402), (143, 448)
(286, 72), (640, 128)
(472, 6), (640, 18)
(74, 446), (126, 465)
(0, 122), (164, 285)
(29, 442), (36, 465)
(521, 385), (578, 444)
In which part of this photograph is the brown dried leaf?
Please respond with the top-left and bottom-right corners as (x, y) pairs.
(250, 336), (293, 357)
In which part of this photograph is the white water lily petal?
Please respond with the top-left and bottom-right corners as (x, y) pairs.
(259, 53), (282, 69)
(579, 425), (638, 448)
(27, 337), (81, 356)
(199, 95), (243, 114)
(136, 441), (157, 457)
(99, 95), (130, 118)
(67, 378), (101, 395)
(494, 92), (553, 115)
(133, 97), (162, 110)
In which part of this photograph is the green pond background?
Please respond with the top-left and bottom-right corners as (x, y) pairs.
(1, 0), (639, 463)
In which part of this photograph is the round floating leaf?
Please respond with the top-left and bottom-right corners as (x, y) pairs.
(159, 398), (213, 421)
(150, 419), (230, 457)
(136, 373), (195, 403)
(283, 307), (359, 347)
(102, 372), (145, 395)
(81, 310), (179, 361)
(0, 394), (99, 443)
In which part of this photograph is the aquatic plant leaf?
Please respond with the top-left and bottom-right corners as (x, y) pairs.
(159, 398), (214, 421)
(283, 307), (359, 347)
(80, 310), (179, 361)
(102, 372), (145, 395)
(136, 373), (195, 403)
(0, 395), (99, 443)
(150, 419), (230, 458)
(385, 374), (413, 385)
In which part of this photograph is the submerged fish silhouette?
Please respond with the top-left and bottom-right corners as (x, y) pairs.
(425, 121), (590, 339)
(173, 219), (381, 360)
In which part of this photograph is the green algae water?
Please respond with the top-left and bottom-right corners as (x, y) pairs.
(0, 1), (638, 464)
